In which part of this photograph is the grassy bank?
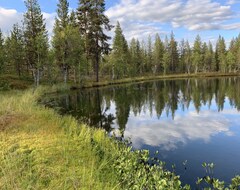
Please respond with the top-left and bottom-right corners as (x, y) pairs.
(0, 88), (120, 189)
(0, 87), (189, 189)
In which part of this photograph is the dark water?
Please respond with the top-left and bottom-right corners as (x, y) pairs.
(46, 77), (240, 187)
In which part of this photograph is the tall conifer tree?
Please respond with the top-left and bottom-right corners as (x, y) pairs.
(111, 21), (128, 79)
(77, 0), (112, 82)
(23, 0), (48, 86)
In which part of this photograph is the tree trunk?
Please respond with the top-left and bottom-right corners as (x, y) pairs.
(95, 53), (99, 82)
(63, 66), (68, 84)
(112, 65), (115, 80)
(36, 68), (40, 87)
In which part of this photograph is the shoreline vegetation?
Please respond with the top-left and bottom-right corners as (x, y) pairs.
(76, 72), (240, 89)
(1, 72), (240, 91)
(0, 75), (240, 189)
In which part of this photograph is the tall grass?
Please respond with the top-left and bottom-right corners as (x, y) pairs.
(0, 88), (120, 189)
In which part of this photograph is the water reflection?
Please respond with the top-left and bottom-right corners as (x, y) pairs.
(124, 108), (236, 151)
(46, 77), (240, 185)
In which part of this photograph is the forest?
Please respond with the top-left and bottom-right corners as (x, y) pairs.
(0, 0), (240, 87)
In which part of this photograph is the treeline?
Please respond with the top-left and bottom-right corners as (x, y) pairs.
(108, 23), (240, 79)
(0, 0), (240, 86)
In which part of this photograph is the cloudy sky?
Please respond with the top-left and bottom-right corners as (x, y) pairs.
(0, 0), (240, 44)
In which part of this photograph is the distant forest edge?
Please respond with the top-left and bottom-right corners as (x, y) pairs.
(0, 0), (240, 87)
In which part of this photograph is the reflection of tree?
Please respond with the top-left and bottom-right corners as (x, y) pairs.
(48, 77), (240, 135)
(115, 87), (130, 137)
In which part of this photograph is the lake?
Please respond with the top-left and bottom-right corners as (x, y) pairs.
(45, 77), (240, 187)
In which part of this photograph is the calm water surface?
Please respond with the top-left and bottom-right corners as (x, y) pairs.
(46, 77), (240, 186)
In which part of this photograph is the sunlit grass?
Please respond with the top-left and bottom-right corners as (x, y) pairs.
(0, 88), (120, 189)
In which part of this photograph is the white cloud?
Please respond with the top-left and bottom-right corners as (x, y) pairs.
(0, 7), (22, 35)
(106, 0), (240, 40)
(226, 0), (240, 5)
(0, 7), (55, 37)
(42, 12), (56, 37)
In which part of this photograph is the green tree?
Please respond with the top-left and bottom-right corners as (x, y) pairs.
(110, 21), (129, 79)
(52, 0), (70, 83)
(6, 24), (25, 77)
(23, 0), (48, 86)
(192, 35), (202, 73)
(216, 36), (227, 72)
(226, 51), (236, 72)
(204, 41), (215, 72)
(162, 36), (170, 75)
(153, 34), (164, 74)
(77, 0), (112, 82)
(129, 38), (142, 76)
(168, 32), (178, 73)
(184, 40), (192, 74)
(146, 35), (153, 73)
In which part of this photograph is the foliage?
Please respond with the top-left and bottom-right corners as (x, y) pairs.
(77, 0), (113, 82)
(23, 0), (49, 86)
(108, 21), (129, 79)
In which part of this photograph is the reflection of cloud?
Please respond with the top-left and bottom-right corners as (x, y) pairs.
(124, 110), (238, 151)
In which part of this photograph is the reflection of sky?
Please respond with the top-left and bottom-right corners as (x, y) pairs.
(109, 97), (240, 151)
(124, 109), (236, 150)
(107, 96), (240, 186)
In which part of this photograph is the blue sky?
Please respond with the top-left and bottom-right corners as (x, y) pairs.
(0, 0), (240, 45)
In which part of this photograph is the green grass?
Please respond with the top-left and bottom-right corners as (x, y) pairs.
(0, 88), (121, 189)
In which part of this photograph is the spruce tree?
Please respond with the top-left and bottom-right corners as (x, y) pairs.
(5, 24), (25, 77)
(184, 40), (192, 74)
(146, 35), (153, 73)
(23, 0), (48, 86)
(192, 35), (202, 73)
(110, 21), (128, 79)
(52, 0), (70, 83)
(153, 34), (164, 74)
(168, 32), (178, 73)
(216, 36), (227, 72)
(77, 0), (112, 82)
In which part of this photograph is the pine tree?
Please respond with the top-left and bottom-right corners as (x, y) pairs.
(153, 34), (164, 74)
(202, 42), (208, 72)
(129, 38), (137, 76)
(204, 41), (215, 72)
(179, 39), (186, 73)
(168, 32), (178, 73)
(226, 51), (236, 72)
(23, 0), (48, 86)
(129, 38), (142, 76)
(146, 35), (153, 73)
(5, 24), (25, 77)
(162, 36), (170, 75)
(184, 40), (192, 74)
(192, 35), (202, 73)
(77, 0), (113, 82)
(216, 36), (227, 72)
(110, 21), (129, 79)
(52, 0), (70, 83)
